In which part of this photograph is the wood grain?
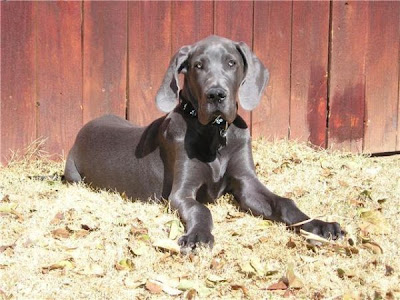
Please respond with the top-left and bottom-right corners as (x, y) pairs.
(83, 2), (127, 123)
(128, 1), (171, 126)
(363, 2), (400, 153)
(171, 1), (213, 52)
(252, 1), (292, 140)
(1, 2), (36, 163)
(290, 1), (329, 147)
(214, 1), (254, 128)
(328, 2), (369, 152)
(36, 2), (82, 157)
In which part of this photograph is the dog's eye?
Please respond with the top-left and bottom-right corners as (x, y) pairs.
(194, 62), (203, 70)
(228, 60), (236, 68)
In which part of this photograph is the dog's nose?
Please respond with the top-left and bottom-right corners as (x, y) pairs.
(206, 88), (227, 102)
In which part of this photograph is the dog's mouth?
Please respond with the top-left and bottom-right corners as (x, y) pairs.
(198, 104), (237, 126)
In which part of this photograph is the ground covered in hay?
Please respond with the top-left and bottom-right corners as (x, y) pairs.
(0, 140), (399, 299)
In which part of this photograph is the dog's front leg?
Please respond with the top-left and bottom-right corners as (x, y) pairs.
(169, 191), (214, 249)
(230, 176), (343, 239)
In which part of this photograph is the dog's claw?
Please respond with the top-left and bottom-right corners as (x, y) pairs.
(301, 220), (344, 240)
(178, 229), (214, 252)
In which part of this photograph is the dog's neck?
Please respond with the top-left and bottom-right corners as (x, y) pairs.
(178, 92), (229, 161)
(179, 92), (229, 140)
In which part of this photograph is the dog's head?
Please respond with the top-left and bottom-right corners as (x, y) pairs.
(156, 35), (269, 125)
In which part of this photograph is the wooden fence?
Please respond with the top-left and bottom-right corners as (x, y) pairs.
(1, 1), (399, 163)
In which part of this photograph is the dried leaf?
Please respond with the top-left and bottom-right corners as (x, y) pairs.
(231, 284), (248, 296)
(385, 265), (394, 276)
(130, 240), (149, 256)
(50, 212), (64, 225)
(337, 268), (346, 279)
(178, 280), (197, 291)
(283, 289), (295, 298)
(377, 198), (387, 205)
(81, 224), (96, 231)
(74, 229), (89, 238)
(256, 220), (273, 230)
(240, 261), (256, 275)
(0, 203), (17, 213)
(266, 280), (288, 290)
(286, 238), (296, 249)
(115, 258), (134, 271)
(167, 220), (184, 240)
(0, 243), (15, 254)
(197, 286), (212, 298)
(207, 274), (226, 283)
(124, 277), (146, 289)
(145, 280), (162, 294)
(361, 242), (383, 254)
(42, 259), (74, 273)
(250, 257), (265, 276)
(156, 281), (182, 296)
(0, 203), (23, 220)
(1, 195), (10, 202)
(130, 225), (148, 236)
(286, 264), (303, 289)
(185, 289), (197, 300)
(293, 187), (307, 198)
(339, 180), (349, 187)
(358, 190), (372, 201)
(153, 239), (180, 254)
(359, 209), (389, 234)
(210, 258), (223, 270)
(51, 228), (71, 239)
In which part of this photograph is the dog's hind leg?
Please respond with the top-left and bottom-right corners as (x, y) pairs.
(63, 150), (82, 183)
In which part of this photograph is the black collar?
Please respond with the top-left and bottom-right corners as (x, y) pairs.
(179, 93), (229, 140)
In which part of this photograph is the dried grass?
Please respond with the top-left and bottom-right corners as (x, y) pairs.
(1, 139), (399, 299)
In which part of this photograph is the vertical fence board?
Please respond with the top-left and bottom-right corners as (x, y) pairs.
(399, 61), (400, 151)
(290, 1), (329, 147)
(171, 1), (213, 52)
(36, 2), (82, 157)
(328, 2), (368, 152)
(252, 1), (292, 139)
(1, 2), (400, 157)
(1, 2), (36, 162)
(363, 2), (400, 153)
(83, 2), (127, 124)
(128, 1), (171, 126)
(214, 1), (253, 127)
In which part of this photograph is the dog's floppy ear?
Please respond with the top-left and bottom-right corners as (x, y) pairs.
(236, 42), (269, 111)
(156, 45), (191, 112)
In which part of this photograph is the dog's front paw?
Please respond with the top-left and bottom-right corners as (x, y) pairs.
(178, 228), (214, 251)
(301, 219), (344, 240)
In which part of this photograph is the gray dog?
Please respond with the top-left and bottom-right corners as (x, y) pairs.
(64, 35), (343, 250)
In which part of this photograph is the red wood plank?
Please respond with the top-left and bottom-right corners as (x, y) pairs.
(290, 1), (330, 148)
(399, 69), (400, 151)
(252, 1), (292, 139)
(83, 2), (127, 124)
(128, 1), (171, 126)
(363, 2), (400, 153)
(1, 2), (36, 163)
(214, 1), (253, 128)
(171, 1), (213, 52)
(36, 2), (82, 157)
(171, 1), (213, 95)
(328, 2), (369, 153)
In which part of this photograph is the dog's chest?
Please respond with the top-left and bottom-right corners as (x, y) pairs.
(207, 156), (228, 182)
(197, 156), (229, 201)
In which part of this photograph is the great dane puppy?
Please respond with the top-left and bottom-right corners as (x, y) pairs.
(64, 35), (343, 250)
